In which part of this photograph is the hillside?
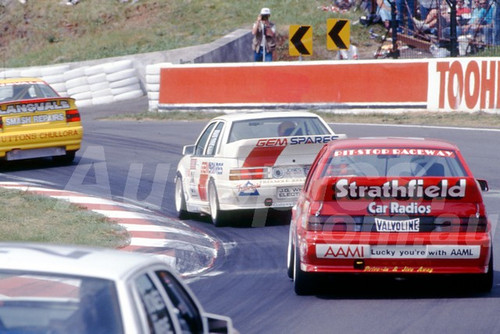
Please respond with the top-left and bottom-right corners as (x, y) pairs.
(0, 0), (383, 68)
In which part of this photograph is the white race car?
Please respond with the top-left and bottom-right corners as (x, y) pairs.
(175, 111), (346, 226)
(0, 243), (235, 333)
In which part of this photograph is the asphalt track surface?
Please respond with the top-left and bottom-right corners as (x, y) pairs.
(1, 97), (500, 333)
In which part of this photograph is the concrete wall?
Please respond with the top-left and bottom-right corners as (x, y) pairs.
(192, 29), (253, 64)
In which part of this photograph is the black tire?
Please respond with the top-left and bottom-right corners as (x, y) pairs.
(52, 150), (76, 165)
(208, 180), (229, 227)
(174, 175), (189, 220)
(474, 252), (494, 293)
(287, 227), (294, 279)
(268, 208), (292, 226)
(293, 243), (317, 295)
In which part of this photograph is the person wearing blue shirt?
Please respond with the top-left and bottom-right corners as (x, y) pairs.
(461, 0), (495, 44)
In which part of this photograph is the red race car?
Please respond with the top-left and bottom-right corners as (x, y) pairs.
(287, 137), (492, 295)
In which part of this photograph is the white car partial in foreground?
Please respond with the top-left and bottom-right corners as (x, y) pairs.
(0, 243), (235, 334)
(175, 111), (346, 226)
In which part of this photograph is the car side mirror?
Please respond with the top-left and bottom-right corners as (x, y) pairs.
(182, 145), (195, 156)
(204, 312), (235, 334)
(477, 179), (489, 192)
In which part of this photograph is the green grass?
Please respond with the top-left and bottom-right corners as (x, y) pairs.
(2, 0), (499, 67)
(317, 111), (500, 128)
(0, 187), (129, 247)
(0, 0), (381, 67)
(109, 110), (500, 128)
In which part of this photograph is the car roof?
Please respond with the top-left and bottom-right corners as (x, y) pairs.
(210, 111), (323, 122)
(0, 242), (167, 280)
(328, 137), (459, 151)
(0, 77), (45, 84)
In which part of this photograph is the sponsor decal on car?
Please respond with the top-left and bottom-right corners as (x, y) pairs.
(334, 178), (466, 199)
(316, 244), (481, 259)
(0, 129), (80, 143)
(363, 266), (434, 273)
(256, 136), (340, 147)
(277, 186), (302, 199)
(39, 130), (80, 139)
(368, 202), (432, 214)
(272, 166), (308, 178)
(374, 218), (420, 232)
(0, 100), (71, 115)
(4, 113), (65, 126)
(237, 181), (260, 196)
(208, 162), (224, 175)
(289, 135), (340, 145)
(334, 148), (455, 157)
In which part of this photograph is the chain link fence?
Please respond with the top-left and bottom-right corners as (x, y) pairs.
(359, 0), (499, 58)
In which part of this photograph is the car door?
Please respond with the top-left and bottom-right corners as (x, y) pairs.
(189, 121), (225, 202)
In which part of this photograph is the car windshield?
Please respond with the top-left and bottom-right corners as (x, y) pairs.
(0, 271), (124, 334)
(0, 82), (59, 102)
(228, 116), (330, 143)
(322, 148), (467, 177)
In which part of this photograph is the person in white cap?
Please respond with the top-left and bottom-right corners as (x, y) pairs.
(252, 7), (277, 61)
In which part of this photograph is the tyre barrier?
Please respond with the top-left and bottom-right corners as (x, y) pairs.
(0, 60), (179, 110)
(0, 59), (145, 108)
(145, 63), (171, 111)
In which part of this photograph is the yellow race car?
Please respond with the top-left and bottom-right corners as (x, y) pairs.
(0, 78), (83, 163)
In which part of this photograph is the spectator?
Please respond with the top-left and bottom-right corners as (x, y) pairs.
(414, 0), (471, 35)
(494, 0), (500, 44)
(457, 0), (472, 24)
(459, 0), (494, 43)
(377, 0), (393, 29)
(427, 0), (495, 45)
(396, 0), (415, 33)
(419, 0), (439, 24)
(335, 0), (355, 10)
(413, 1), (450, 33)
(252, 7), (277, 62)
(335, 42), (359, 59)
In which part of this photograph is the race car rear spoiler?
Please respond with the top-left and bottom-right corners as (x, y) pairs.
(222, 135), (343, 167)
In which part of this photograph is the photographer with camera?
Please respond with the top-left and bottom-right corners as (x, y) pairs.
(252, 7), (277, 62)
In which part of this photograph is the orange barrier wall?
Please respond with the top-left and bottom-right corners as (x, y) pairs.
(159, 61), (428, 106)
(158, 59), (500, 112)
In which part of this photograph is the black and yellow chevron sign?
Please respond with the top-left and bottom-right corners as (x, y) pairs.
(289, 25), (312, 56)
(327, 19), (350, 50)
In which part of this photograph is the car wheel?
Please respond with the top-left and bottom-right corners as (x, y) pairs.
(175, 175), (189, 220)
(274, 209), (292, 225)
(293, 243), (316, 295)
(474, 252), (494, 293)
(287, 227), (294, 279)
(52, 151), (76, 165)
(208, 180), (228, 227)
